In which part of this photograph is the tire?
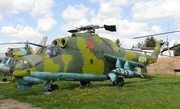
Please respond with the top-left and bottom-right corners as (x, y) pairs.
(2, 78), (7, 82)
(48, 84), (59, 92)
(116, 77), (124, 87)
(80, 81), (92, 87)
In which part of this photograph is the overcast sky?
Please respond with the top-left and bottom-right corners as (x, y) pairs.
(0, 0), (180, 52)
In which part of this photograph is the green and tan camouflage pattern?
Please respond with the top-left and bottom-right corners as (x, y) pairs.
(13, 32), (164, 77)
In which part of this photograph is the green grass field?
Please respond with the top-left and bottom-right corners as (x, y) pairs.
(0, 74), (180, 109)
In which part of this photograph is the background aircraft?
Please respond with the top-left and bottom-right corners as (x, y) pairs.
(133, 30), (180, 56)
(12, 25), (166, 91)
(0, 53), (5, 62)
(0, 36), (47, 81)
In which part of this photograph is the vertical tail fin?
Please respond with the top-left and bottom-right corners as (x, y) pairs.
(151, 40), (164, 58)
(34, 36), (48, 53)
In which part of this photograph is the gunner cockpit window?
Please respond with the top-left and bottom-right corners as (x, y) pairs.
(43, 45), (62, 58)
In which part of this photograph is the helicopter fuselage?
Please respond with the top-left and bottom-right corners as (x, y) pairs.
(14, 32), (158, 76)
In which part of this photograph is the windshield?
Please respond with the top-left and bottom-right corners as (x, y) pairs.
(1, 58), (17, 65)
(1, 58), (8, 64)
(37, 45), (63, 58)
(15, 59), (24, 70)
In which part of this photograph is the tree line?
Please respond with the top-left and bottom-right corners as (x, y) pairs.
(115, 37), (180, 56)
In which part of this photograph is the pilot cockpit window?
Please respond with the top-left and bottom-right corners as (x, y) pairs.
(37, 46), (47, 54)
(1, 58), (8, 64)
(7, 59), (14, 65)
(44, 45), (62, 58)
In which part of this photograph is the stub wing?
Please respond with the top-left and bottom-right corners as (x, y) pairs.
(104, 53), (145, 69)
(104, 54), (153, 79)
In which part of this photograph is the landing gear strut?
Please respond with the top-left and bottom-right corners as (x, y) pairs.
(2, 74), (7, 82)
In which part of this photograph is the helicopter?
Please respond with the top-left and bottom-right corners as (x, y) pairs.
(0, 37), (47, 81)
(12, 24), (167, 91)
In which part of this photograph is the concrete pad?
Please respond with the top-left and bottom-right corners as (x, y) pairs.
(0, 81), (10, 84)
(36, 92), (52, 95)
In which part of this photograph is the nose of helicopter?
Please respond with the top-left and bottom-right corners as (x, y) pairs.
(13, 59), (31, 76)
(1, 66), (10, 73)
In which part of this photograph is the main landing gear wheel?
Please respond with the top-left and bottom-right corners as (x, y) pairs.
(80, 81), (92, 87)
(2, 78), (7, 82)
(48, 84), (59, 92)
(116, 77), (124, 87)
(113, 77), (124, 87)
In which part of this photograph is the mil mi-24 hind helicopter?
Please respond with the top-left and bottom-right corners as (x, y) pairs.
(0, 36), (47, 81)
(12, 24), (166, 91)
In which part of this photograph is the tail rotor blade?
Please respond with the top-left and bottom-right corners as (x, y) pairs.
(160, 43), (166, 52)
(168, 47), (171, 56)
(166, 36), (171, 56)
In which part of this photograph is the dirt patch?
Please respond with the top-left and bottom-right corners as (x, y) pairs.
(0, 95), (3, 99)
(0, 96), (41, 109)
(147, 56), (180, 75)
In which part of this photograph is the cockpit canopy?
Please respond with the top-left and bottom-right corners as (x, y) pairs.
(1, 57), (17, 65)
(37, 45), (63, 58)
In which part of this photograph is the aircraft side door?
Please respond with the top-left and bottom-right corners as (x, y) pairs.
(82, 54), (97, 74)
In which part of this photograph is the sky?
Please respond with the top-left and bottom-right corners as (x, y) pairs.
(0, 0), (180, 52)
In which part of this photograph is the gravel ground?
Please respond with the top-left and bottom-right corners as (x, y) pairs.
(0, 95), (41, 109)
(147, 56), (180, 75)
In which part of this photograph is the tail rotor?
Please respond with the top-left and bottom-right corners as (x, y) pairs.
(160, 36), (171, 56)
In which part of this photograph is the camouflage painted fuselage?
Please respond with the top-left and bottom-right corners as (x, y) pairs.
(14, 32), (162, 76)
(12, 32), (165, 90)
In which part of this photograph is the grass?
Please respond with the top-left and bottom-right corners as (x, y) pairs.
(0, 74), (180, 109)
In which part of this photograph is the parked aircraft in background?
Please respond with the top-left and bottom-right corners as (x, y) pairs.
(0, 37), (47, 81)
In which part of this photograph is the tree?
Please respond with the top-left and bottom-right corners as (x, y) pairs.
(115, 39), (122, 48)
(144, 37), (156, 47)
(136, 37), (157, 48)
(174, 45), (180, 56)
(137, 41), (144, 48)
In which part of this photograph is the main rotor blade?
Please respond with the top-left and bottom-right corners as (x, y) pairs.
(68, 29), (78, 33)
(133, 30), (180, 39)
(168, 48), (171, 56)
(104, 25), (116, 32)
(0, 42), (44, 47)
(29, 43), (44, 47)
(161, 44), (180, 53)
(0, 42), (25, 45)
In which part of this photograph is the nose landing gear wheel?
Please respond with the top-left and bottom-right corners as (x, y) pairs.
(2, 78), (7, 82)
(80, 81), (92, 87)
(48, 84), (59, 92)
(112, 77), (124, 87)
